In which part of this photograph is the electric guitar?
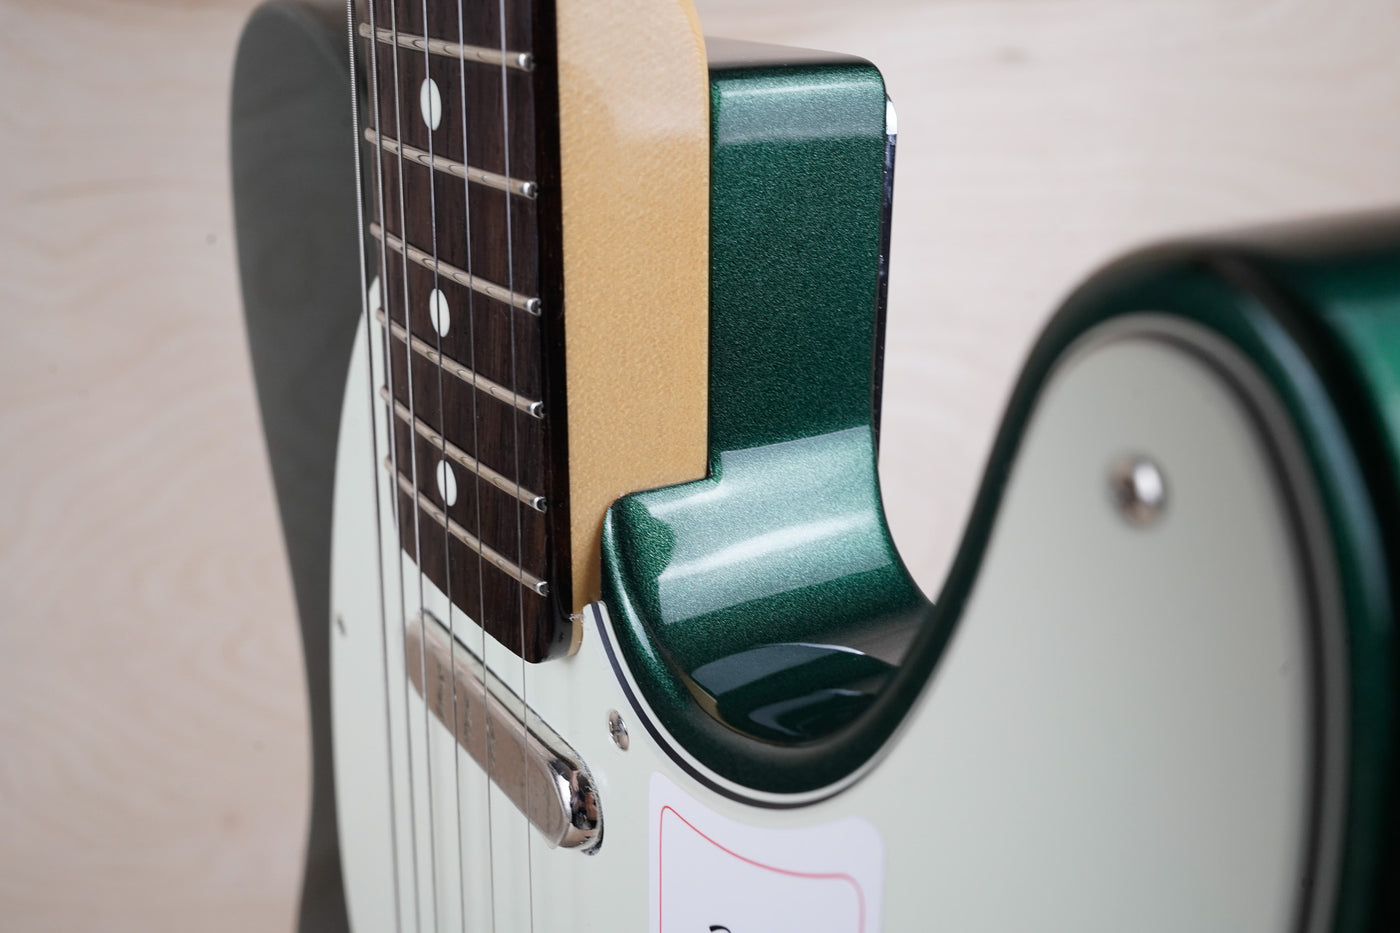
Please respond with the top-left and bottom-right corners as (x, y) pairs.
(231, 0), (1400, 930)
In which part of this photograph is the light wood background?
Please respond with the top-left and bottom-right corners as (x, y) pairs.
(2, 0), (1397, 929)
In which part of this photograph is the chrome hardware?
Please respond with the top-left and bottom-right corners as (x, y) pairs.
(377, 385), (548, 511)
(608, 710), (629, 751)
(405, 614), (601, 851)
(369, 223), (541, 314)
(356, 22), (534, 72)
(364, 128), (537, 199)
(1110, 455), (1167, 526)
(375, 313), (546, 419)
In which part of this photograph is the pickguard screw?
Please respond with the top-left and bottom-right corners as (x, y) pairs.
(607, 710), (629, 751)
(1110, 455), (1167, 526)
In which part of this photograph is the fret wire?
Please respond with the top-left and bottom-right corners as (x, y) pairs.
(371, 222), (541, 315)
(387, 460), (549, 596)
(358, 22), (534, 72)
(375, 308), (545, 418)
(366, 128), (537, 199)
(380, 386), (547, 512)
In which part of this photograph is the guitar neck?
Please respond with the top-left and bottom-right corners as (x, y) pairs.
(358, 0), (713, 662)
(359, 0), (569, 661)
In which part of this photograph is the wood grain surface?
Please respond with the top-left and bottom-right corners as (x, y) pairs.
(557, 0), (710, 616)
(3, 0), (1399, 929)
(370, 0), (572, 661)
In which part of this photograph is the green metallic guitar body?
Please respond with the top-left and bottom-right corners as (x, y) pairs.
(604, 40), (925, 789)
(235, 5), (1400, 930)
(602, 38), (1400, 929)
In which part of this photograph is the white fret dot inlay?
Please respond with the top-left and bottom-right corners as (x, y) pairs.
(428, 288), (450, 337)
(420, 78), (442, 131)
(436, 460), (458, 507)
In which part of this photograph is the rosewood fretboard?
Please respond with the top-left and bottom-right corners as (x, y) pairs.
(357, 0), (569, 661)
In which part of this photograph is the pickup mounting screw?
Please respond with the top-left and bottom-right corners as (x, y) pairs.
(1110, 455), (1167, 526)
(607, 710), (629, 751)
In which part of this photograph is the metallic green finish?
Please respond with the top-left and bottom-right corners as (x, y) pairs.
(693, 641), (896, 743)
(1212, 218), (1400, 933)
(602, 62), (1400, 924)
(601, 49), (926, 780)
(705, 55), (889, 453)
(607, 428), (919, 670)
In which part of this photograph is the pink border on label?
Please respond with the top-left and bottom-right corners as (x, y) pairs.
(657, 805), (867, 932)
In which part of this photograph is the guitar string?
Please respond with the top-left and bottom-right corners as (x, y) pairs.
(386, 0), (433, 927)
(415, 0), (470, 928)
(367, 0), (423, 926)
(496, 3), (537, 930)
(413, 0), (453, 928)
(451, 1), (498, 931)
(481, 4), (507, 928)
(347, 1), (405, 929)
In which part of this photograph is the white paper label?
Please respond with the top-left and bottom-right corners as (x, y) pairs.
(649, 773), (883, 933)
